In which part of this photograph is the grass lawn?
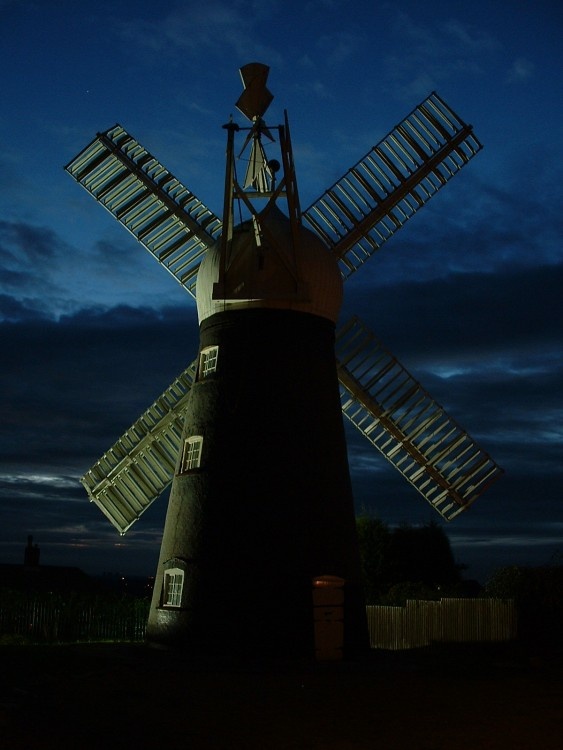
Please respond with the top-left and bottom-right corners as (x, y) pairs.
(1, 642), (562, 749)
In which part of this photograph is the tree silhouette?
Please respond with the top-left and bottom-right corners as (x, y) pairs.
(388, 521), (461, 589)
(356, 515), (391, 603)
(356, 515), (461, 603)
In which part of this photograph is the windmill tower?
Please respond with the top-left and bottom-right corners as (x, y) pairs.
(65, 64), (502, 659)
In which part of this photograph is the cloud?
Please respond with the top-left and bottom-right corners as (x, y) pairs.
(315, 32), (362, 67)
(113, 1), (284, 68)
(1, 282), (560, 578)
(0, 306), (199, 471)
(0, 470), (166, 573)
(0, 219), (95, 320)
(343, 259), (562, 497)
(0, 221), (67, 304)
(0, 217), (195, 321)
(337, 139), (562, 290)
(506, 57), (535, 83)
(0, 294), (51, 323)
(381, 11), (500, 99)
(346, 262), (563, 358)
(441, 19), (499, 54)
(350, 452), (562, 582)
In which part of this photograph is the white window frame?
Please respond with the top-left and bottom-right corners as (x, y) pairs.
(179, 435), (203, 473)
(163, 567), (184, 607)
(198, 345), (219, 379)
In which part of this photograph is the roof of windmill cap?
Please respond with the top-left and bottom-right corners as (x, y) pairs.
(196, 206), (343, 324)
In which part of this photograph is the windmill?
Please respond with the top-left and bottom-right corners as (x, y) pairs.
(65, 63), (502, 658)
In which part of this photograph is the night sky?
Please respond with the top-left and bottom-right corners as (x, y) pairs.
(1, 0), (561, 584)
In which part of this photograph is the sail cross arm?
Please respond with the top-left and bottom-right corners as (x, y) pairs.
(81, 362), (197, 534)
(65, 125), (223, 298)
(335, 317), (503, 521)
(303, 93), (482, 281)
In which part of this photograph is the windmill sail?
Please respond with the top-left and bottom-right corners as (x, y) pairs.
(81, 362), (197, 534)
(336, 317), (503, 520)
(65, 125), (222, 298)
(67, 79), (500, 543)
(302, 92), (482, 281)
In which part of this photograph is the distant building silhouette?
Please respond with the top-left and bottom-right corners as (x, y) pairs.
(0, 536), (95, 593)
(0, 536), (153, 597)
(24, 535), (40, 567)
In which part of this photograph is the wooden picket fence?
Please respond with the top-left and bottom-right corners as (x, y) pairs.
(366, 598), (517, 649)
(0, 593), (149, 643)
(1, 593), (516, 648)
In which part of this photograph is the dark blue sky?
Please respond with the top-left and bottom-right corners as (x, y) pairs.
(1, 0), (561, 583)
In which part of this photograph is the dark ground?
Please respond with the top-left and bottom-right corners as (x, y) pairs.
(1, 642), (562, 749)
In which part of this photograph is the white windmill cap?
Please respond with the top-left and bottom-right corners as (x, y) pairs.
(196, 206), (343, 324)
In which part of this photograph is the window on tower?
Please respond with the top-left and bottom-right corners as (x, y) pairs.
(198, 346), (219, 379)
(163, 567), (184, 607)
(179, 436), (203, 473)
